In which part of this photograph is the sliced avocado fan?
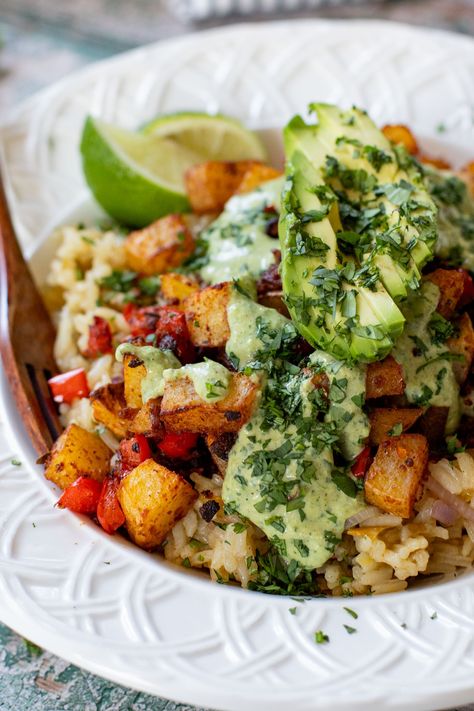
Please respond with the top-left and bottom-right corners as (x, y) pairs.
(279, 104), (438, 362)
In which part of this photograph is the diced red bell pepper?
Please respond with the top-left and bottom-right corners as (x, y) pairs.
(458, 269), (474, 308)
(351, 446), (372, 478)
(86, 316), (113, 356)
(119, 434), (152, 471)
(158, 432), (199, 459)
(97, 477), (125, 534)
(57, 476), (102, 513)
(123, 304), (195, 363)
(48, 368), (89, 404)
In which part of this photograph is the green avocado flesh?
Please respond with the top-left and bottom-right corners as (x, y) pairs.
(279, 104), (438, 362)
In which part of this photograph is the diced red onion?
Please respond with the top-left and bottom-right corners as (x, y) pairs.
(426, 475), (474, 523)
(430, 499), (459, 526)
(344, 506), (380, 530)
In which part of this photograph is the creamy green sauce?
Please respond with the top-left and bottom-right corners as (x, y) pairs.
(392, 281), (461, 433)
(115, 344), (180, 402)
(200, 178), (283, 285)
(223, 378), (364, 569)
(225, 284), (291, 367)
(427, 169), (474, 271)
(309, 351), (369, 461)
(163, 359), (231, 402)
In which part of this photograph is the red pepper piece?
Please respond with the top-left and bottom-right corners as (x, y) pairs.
(458, 269), (474, 308)
(123, 304), (195, 363)
(57, 476), (102, 514)
(86, 316), (113, 356)
(119, 434), (152, 471)
(351, 446), (372, 478)
(158, 432), (199, 459)
(123, 304), (162, 338)
(97, 477), (125, 534)
(48, 368), (89, 404)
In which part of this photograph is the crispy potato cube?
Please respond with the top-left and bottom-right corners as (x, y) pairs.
(460, 161), (474, 197)
(369, 408), (422, 445)
(117, 459), (197, 549)
(364, 434), (428, 518)
(185, 160), (262, 214)
(125, 214), (195, 275)
(382, 124), (418, 154)
(448, 312), (474, 383)
(205, 432), (237, 475)
(366, 356), (405, 399)
(236, 164), (283, 194)
(44, 424), (111, 490)
(90, 382), (131, 439)
(160, 373), (257, 434)
(184, 282), (231, 347)
(160, 272), (200, 306)
(418, 155), (451, 170)
(129, 399), (163, 437)
(425, 269), (465, 319)
(418, 406), (449, 448)
(123, 352), (146, 409)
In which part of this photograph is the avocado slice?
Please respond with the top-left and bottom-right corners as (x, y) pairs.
(279, 104), (437, 362)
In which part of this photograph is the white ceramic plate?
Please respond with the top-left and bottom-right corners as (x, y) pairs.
(2, 19), (474, 711)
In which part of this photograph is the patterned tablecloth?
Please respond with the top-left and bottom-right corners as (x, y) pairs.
(1, 1), (474, 709)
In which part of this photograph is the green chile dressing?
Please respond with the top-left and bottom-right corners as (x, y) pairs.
(391, 281), (461, 433)
(200, 177), (284, 285)
(115, 344), (180, 402)
(163, 359), (231, 402)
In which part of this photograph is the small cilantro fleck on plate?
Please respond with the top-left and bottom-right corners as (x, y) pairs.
(343, 606), (358, 619)
(314, 630), (329, 644)
(11, 459), (21, 466)
(289, 607), (297, 615)
(343, 624), (357, 634)
(430, 611), (438, 620)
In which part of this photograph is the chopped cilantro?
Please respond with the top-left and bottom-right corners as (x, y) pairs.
(388, 422), (403, 437)
(343, 624), (357, 634)
(289, 607), (297, 615)
(11, 459), (21, 466)
(343, 607), (358, 619)
(314, 630), (329, 644)
(430, 611), (438, 620)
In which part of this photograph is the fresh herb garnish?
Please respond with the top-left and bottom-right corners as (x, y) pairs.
(314, 630), (329, 644)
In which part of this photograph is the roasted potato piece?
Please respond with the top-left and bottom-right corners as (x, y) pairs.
(366, 356), (405, 399)
(258, 291), (290, 317)
(364, 434), (429, 518)
(161, 373), (257, 434)
(184, 282), (231, 347)
(129, 399), (163, 437)
(236, 164), (283, 194)
(90, 382), (131, 439)
(205, 432), (237, 474)
(44, 424), (111, 489)
(419, 155), (451, 170)
(418, 406), (449, 448)
(447, 312), (474, 383)
(160, 272), (200, 305)
(369, 408), (422, 445)
(117, 459), (197, 549)
(425, 268), (465, 319)
(460, 160), (474, 197)
(382, 124), (418, 154)
(125, 214), (195, 275)
(185, 160), (262, 214)
(123, 353), (146, 409)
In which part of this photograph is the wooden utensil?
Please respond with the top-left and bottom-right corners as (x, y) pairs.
(0, 170), (62, 457)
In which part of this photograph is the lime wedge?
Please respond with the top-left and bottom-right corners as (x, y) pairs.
(142, 111), (267, 163)
(80, 117), (198, 227)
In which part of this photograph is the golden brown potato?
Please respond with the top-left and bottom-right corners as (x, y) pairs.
(382, 124), (418, 155)
(160, 373), (258, 434)
(460, 161), (474, 197)
(184, 282), (231, 348)
(123, 352), (146, 409)
(425, 269), (465, 319)
(369, 408), (422, 445)
(205, 432), (237, 475)
(129, 399), (163, 437)
(366, 356), (405, 399)
(44, 424), (111, 490)
(117, 459), (197, 549)
(418, 155), (451, 170)
(185, 160), (262, 214)
(160, 272), (200, 306)
(236, 164), (283, 194)
(364, 434), (429, 518)
(125, 214), (195, 275)
(448, 312), (474, 383)
(90, 382), (131, 439)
